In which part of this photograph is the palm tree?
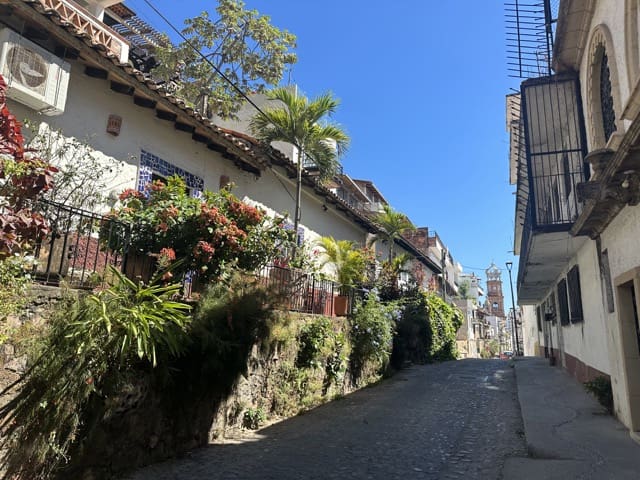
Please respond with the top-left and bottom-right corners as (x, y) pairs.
(316, 236), (366, 287)
(371, 204), (416, 259)
(249, 87), (349, 249)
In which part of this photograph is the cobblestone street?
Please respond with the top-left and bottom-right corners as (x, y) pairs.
(127, 359), (525, 480)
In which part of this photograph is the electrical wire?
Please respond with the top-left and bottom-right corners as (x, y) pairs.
(136, 0), (329, 210)
(139, 0), (306, 153)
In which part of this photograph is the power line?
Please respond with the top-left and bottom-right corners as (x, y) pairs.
(137, 0), (324, 211)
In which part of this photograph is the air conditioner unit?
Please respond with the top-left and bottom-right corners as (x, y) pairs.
(0, 28), (70, 116)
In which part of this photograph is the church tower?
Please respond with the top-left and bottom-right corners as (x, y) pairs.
(485, 262), (505, 318)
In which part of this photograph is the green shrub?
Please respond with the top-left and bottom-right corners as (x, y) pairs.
(350, 293), (397, 375)
(242, 407), (267, 430)
(425, 293), (463, 361)
(0, 268), (192, 480)
(0, 254), (37, 341)
(391, 292), (463, 367)
(297, 317), (332, 369)
(584, 376), (614, 413)
(183, 274), (276, 386)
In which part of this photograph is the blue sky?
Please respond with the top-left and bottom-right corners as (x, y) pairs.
(127, 0), (519, 308)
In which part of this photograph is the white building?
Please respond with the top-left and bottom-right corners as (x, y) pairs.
(1, 0), (443, 286)
(509, 0), (640, 437)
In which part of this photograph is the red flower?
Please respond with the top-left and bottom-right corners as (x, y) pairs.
(159, 247), (176, 261)
(165, 205), (179, 219)
(118, 189), (143, 201)
(194, 240), (215, 262)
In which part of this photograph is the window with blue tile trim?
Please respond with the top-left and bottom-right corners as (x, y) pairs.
(138, 150), (204, 198)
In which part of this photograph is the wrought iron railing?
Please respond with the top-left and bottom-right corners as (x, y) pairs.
(255, 264), (340, 316)
(521, 74), (589, 230)
(31, 200), (367, 316)
(33, 199), (129, 288)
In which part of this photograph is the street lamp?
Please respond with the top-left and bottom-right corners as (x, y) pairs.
(505, 261), (521, 356)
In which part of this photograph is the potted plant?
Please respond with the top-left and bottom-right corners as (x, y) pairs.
(316, 236), (366, 316)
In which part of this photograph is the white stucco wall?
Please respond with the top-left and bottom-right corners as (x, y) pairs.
(520, 305), (540, 356)
(577, 0), (632, 151)
(556, 240), (610, 375)
(600, 203), (640, 426)
(5, 59), (368, 248)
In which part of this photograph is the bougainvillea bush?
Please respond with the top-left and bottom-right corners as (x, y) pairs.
(104, 175), (291, 280)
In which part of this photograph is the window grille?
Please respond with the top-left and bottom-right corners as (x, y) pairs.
(600, 51), (617, 141)
(567, 265), (584, 323)
(557, 278), (570, 326)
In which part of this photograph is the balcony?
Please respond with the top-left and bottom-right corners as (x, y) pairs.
(36, 0), (129, 63)
(515, 73), (589, 302)
(302, 156), (343, 176)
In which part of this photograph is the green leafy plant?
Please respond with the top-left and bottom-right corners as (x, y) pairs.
(296, 317), (332, 369)
(391, 291), (463, 367)
(24, 120), (123, 211)
(350, 293), (397, 369)
(242, 407), (267, 430)
(104, 175), (289, 281)
(368, 204), (415, 259)
(316, 236), (366, 287)
(425, 293), (463, 361)
(0, 254), (36, 321)
(584, 376), (614, 413)
(0, 268), (192, 479)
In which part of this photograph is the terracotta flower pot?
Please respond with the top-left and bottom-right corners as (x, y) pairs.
(334, 295), (349, 317)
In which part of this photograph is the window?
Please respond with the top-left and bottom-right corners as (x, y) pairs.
(567, 265), (584, 323)
(138, 150), (203, 198)
(557, 278), (570, 326)
(599, 49), (617, 142)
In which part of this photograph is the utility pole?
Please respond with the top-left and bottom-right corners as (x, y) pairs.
(505, 261), (521, 356)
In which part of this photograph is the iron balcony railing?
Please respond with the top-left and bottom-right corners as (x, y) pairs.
(33, 199), (129, 288)
(521, 73), (589, 231)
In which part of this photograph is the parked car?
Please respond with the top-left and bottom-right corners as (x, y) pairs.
(499, 351), (514, 360)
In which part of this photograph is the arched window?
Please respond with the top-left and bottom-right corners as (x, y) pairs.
(587, 26), (622, 149)
(599, 48), (617, 141)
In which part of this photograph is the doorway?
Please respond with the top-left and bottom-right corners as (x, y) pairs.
(614, 268), (640, 430)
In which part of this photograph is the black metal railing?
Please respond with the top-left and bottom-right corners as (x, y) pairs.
(30, 200), (367, 316)
(256, 264), (340, 316)
(33, 200), (129, 288)
(521, 74), (589, 230)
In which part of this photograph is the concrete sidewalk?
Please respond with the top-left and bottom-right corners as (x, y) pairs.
(503, 356), (640, 479)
